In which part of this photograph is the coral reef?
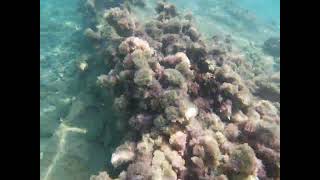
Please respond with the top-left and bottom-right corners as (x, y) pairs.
(82, 1), (280, 180)
(104, 7), (137, 37)
(251, 72), (280, 103)
(111, 142), (136, 167)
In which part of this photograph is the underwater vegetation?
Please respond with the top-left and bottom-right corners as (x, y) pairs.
(78, 1), (280, 180)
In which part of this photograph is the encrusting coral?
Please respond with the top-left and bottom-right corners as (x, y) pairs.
(83, 1), (280, 180)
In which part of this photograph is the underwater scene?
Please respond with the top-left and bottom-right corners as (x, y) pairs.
(40, 0), (280, 180)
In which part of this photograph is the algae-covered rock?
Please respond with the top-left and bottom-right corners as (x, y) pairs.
(151, 150), (178, 180)
(145, 21), (163, 40)
(156, 1), (178, 21)
(165, 106), (182, 122)
(105, 8), (136, 37)
(134, 68), (155, 87)
(186, 27), (200, 42)
(160, 89), (180, 108)
(226, 144), (257, 176)
(78, 1), (281, 179)
(126, 161), (152, 180)
(119, 37), (152, 55)
(90, 171), (113, 180)
(200, 135), (221, 168)
(163, 19), (182, 34)
(111, 142), (136, 168)
(163, 68), (186, 87)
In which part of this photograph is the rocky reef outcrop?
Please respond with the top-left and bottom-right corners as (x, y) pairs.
(82, 1), (280, 180)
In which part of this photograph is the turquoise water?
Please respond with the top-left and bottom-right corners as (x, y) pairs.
(40, 0), (280, 180)
(235, 0), (280, 25)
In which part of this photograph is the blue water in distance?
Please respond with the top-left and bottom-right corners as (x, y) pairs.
(235, 0), (280, 25)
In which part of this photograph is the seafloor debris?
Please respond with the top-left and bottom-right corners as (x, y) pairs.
(83, 1), (280, 180)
